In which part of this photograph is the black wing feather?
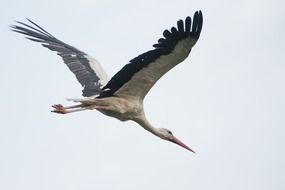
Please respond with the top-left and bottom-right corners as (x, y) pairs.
(99, 11), (203, 98)
(11, 19), (104, 97)
(185, 16), (192, 35)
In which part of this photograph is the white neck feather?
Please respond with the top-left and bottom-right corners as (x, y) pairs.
(134, 115), (161, 138)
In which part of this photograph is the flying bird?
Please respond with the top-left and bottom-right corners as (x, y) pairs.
(11, 11), (203, 153)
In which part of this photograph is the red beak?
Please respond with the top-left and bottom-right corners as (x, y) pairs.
(170, 136), (195, 153)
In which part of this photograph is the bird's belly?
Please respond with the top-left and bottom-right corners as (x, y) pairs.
(95, 96), (143, 122)
(98, 109), (133, 122)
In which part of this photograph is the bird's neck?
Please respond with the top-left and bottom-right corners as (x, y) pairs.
(134, 115), (161, 138)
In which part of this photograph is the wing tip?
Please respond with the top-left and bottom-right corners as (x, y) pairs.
(153, 10), (203, 51)
(192, 10), (203, 38)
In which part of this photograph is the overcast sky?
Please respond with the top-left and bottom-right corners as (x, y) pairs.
(0, 0), (284, 190)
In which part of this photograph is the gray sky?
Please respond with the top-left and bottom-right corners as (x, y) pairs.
(1, 0), (285, 189)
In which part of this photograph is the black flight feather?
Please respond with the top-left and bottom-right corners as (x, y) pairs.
(99, 11), (203, 98)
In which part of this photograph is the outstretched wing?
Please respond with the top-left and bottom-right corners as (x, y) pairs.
(11, 19), (109, 97)
(99, 11), (203, 99)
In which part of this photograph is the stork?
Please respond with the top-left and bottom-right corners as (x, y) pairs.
(11, 11), (203, 153)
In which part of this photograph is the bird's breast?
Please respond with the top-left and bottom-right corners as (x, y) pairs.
(96, 96), (144, 122)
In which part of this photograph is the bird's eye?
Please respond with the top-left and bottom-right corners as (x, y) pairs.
(167, 131), (173, 135)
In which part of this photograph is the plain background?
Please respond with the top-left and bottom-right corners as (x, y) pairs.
(0, 0), (284, 189)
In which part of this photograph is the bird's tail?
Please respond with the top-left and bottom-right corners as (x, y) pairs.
(66, 97), (97, 104)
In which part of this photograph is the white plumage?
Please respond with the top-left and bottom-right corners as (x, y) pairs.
(84, 55), (109, 87)
(11, 11), (203, 153)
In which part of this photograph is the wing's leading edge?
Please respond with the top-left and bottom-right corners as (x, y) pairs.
(99, 11), (203, 99)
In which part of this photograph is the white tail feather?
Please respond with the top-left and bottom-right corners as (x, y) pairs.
(66, 97), (96, 102)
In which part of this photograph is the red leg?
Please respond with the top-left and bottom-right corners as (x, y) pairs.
(51, 103), (110, 114)
(51, 104), (98, 114)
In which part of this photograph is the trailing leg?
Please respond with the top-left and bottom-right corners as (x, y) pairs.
(51, 103), (111, 114)
(51, 104), (89, 114)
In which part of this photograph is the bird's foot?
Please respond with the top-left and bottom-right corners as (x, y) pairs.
(51, 104), (67, 114)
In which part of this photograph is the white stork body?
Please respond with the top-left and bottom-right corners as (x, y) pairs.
(11, 11), (203, 153)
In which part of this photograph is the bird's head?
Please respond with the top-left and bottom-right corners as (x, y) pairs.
(156, 128), (195, 153)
